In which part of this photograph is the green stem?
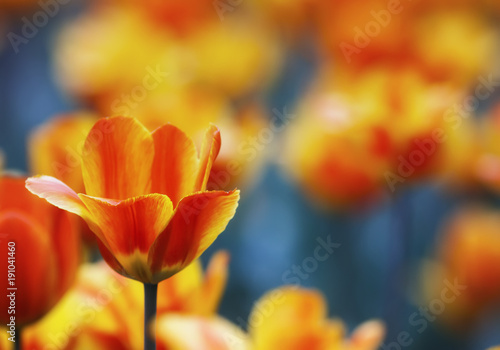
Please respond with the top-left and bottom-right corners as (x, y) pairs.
(144, 283), (158, 350)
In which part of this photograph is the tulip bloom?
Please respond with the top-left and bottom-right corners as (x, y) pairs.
(249, 287), (385, 350)
(27, 116), (240, 284)
(0, 176), (80, 327)
(418, 207), (500, 329)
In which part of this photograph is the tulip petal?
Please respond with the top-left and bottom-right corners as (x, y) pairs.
(194, 125), (221, 191)
(80, 193), (173, 255)
(25, 175), (90, 219)
(148, 190), (239, 283)
(151, 124), (198, 206)
(81, 116), (154, 200)
(80, 194), (173, 281)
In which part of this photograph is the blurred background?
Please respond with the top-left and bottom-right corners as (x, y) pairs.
(2, 0), (500, 349)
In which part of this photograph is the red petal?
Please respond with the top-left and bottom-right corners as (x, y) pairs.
(151, 124), (198, 207)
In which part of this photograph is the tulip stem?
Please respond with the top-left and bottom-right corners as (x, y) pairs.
(14, 328), (21, 350)
(144, 283), (158, 350)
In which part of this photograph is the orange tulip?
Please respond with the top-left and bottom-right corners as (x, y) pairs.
(249, 287), (384, 350)
(284, 65), (460, 206)
(0, 176), (80, 327)
(26, 116), (240, 284)
(418, 207), (500, 329)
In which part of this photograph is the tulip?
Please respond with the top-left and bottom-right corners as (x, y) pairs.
(29, 113), (98, 246)
(0, 176), (80, 345)
(283, 65), (460, 206)
(418, 207), (500, 330)
(248, 287), (384, 350)
(26, 116), (240, 348)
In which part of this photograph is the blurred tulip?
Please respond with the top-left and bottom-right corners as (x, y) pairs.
(2, 252), (229, 350)
(0, 176), (80, 327)
(317, 2), (497, 89)
(122, 0), (215, 37)
(186, 17), (282, 98)
(248, 287), (385, 350)
(27, 116), (239, 284)
(284, 65), (461, 206)
(316, 0), (415, 68)
(55, 6), (175, 106)
(29, 113), (97, 194)
(249, 0), (320, 43)
(29, 113), (98, 246)
(55, 5), (282, 106)
(418, 207), (500, 329)
(411, 9), (498, 86)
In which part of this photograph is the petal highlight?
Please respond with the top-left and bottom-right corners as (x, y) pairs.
(25, 175), (90, 219)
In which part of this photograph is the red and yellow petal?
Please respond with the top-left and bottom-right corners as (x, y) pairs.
(148, 190), (239, 283)
(81, 116), (154, 200)
(194, 125), (221, 192)
(79, 193), (173, 282)
(151, 124), (199, 207)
